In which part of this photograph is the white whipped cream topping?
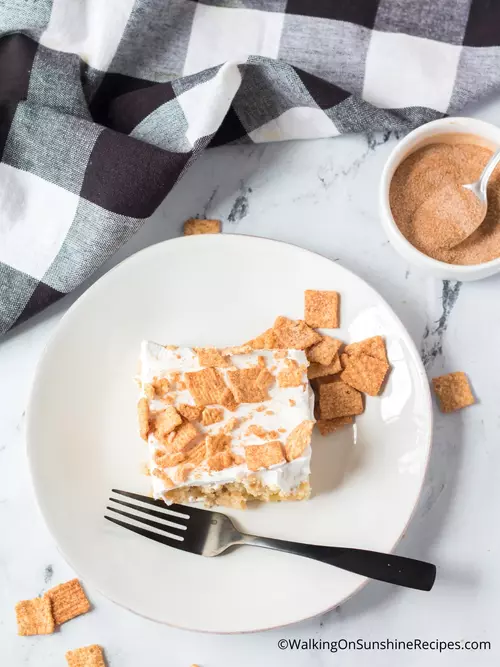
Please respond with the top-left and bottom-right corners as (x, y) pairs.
(139, 341), (315, 499)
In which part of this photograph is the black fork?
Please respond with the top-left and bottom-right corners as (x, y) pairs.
(106, 489), (436, 591)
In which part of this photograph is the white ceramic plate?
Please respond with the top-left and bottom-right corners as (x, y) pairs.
(27, 234), (432, 633)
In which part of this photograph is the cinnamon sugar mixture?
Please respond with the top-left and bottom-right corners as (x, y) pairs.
(390, 139), (500, 265)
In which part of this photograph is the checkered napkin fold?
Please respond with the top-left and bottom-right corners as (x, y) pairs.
(0, 0), (496, 335)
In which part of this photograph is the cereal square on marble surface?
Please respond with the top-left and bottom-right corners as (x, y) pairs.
(15, 597), (54, 636)
(319, 380), (364, 419)
(432, 371), (475, 413)
(183, 218), (221, 235)
(245, 441), (285, 471)
(304, 290), (340, 328)
(341, 354), (389, 396)
(45, 578), (90, 625)
(65, 645), (106, 667)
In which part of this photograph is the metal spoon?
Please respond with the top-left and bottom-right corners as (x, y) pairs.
(461, 147), (500, 236)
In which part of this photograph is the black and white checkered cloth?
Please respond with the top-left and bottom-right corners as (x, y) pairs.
(0, 0), (498, 335)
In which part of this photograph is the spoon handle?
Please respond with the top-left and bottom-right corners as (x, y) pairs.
(479, 148), (500, 197)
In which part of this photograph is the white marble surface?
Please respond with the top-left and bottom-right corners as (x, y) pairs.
(2, 99), (500, 666)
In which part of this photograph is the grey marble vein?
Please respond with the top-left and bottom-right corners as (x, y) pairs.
(43, 564), (53, 584)
(227, 181), (251, 223)
(421, 280), (462, 369)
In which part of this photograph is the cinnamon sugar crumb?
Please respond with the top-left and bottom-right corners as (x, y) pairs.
(176, 463), (195, 483)
(206, 433), (231, 457)
(220, 387), (239, 411)
(245, 424), (268, 439)
(143, 383), (155, 400)
(153, 449), (186, 468)
(196, 347), (229, 368)
(177, 404), (202, 421)
(207, 451), (234, 471)
(168, 422), (198, 452)
(201, 406), (224, 426)
(137, 398), (150, 440)
(277, 358), (303, 388)
(222, 417), (239, 433)
(151, 468), (174, 488)
(246, 328), (280, 350)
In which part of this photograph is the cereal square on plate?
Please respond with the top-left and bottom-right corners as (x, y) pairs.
(304, 290), (340, 328)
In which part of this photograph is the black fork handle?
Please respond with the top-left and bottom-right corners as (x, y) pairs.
(242, 535), (436, 591)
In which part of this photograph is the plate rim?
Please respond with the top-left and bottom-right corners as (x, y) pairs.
(26, 233), (433, 633)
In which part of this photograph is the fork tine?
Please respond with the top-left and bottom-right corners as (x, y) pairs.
(106, 506), (186, 539)
(111, 489), (217, 519)
(105, 516), (195, 553)
(108, 498), (187, 530)
(111, 489), (190, 517)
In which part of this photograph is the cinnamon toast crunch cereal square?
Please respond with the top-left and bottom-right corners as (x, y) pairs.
(15, 597), (54, 636)
(432, 372), (475, 413)
(341, 354), (389, 396)
(183, 218), (221, 235)
(65, 645), (106, 667)
(304, 290), (340, 328)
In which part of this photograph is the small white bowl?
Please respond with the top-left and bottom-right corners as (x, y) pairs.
(380, 116), (500, 281)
